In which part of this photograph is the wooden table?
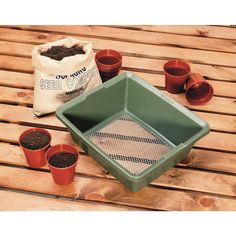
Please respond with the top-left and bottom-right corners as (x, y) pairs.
(0, 25), (236, 211)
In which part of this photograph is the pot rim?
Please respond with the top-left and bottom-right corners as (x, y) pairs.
(19, 128), (51, 151)
(95, 49), (122, 72)
(45, 144), (79, 170)
(163, 59), (191, 78)
(186, 80), (214, 105)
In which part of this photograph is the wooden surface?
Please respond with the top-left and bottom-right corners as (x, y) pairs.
(0, 25), (236, 211)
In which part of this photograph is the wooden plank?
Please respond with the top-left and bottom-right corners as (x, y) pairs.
(123, 56), (236, 82)
(0, 121), (235, 156)
(194, 111), (236, 133)
(1, 80), (236, 116)
(1, 141), (236, 179)
(0, 165), (235, 210)
(156, 167), (236, 197)
(0, 70), (33, 89)
(128, 71), (236, 98)
(196, 131), (236, 152)
(0, 190), (137, 211)
(1, 56), (236, 98)
(0, 40), (32, 57)
(10, 25), (236, 53)
(1, 103), (236, 134)
(0, 122), (75, 147)
(182, 148), (236, 174)
(1, 141), (236, 195)
(0, 86), (33, 105)
(0, 104), (65, 128)
(1, 27), (236, 82)
(0, 27), (64, 45)
(1, 32), (236, 68)
(0, 119), (235, 153)
(124, 25), (236, 40)
(0, 28), (236, 81)
(0, 55), (32, 73)
(0, 142), (105, 177)
(2, 53), (236, 84)
(164, 92), (236, 116)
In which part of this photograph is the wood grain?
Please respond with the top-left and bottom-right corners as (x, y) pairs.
(0, 122), (75, 147)
(2, 27), (236, 82)
(0, 55), (32, 73)
(1, 32), (236, 67)
(126, 71), (236, 98)
(0, 86), (33, 105)
(0, 190), (137, 211)
(0, 140), (235, 180)
(1, 78), (236, 115)
(0, 104), (64, 128)
(0, 103), (236, 134)
(1, 142), (236, 197)
(0, 120), (235, 153)
(1, 57), (236, 98)
(0, 142), (105, 177)
(164, 92), (236, 116)
(0, 165), (236, 210)
(123, 56), (236, 82)
(0, 70), (33, 89)
(9, 25), (236, 53)
(124, 25), (236, 40)
(182, 148), (236, 173)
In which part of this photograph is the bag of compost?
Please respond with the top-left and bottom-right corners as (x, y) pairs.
(32, 37), (102, 117)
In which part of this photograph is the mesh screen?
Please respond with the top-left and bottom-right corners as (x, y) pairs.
(87, 114), (174, 175)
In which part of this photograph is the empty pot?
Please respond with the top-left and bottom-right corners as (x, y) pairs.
(163, 60), (191, 94)
(95, 49), (122, 82)
(186, 73), (214, 105)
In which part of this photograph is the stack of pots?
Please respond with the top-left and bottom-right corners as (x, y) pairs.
(163, 59), (214, 105)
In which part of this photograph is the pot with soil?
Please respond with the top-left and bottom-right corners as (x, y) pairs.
(19, 128), (51, 168)
(45, 144), (79, 185)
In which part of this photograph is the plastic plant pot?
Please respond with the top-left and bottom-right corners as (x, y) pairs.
(186, 73), (214, 105)
(19, 128), (51, 168)
(45, 144), (79, 185)
(163, 59), (191, 94)
(95, 49), (122, 82)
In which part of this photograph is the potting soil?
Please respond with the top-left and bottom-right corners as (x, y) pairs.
(49, 152), (77, 168)
(20, 131), (50, 150)
(41, 45), (85, 61)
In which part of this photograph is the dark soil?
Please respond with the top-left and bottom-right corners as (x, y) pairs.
(41, 45), (85, 61)
(49, 152), (77, 168)
(20, 131), (50, 150)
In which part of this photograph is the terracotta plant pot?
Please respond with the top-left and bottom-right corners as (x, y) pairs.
(45, 144), (79, 185)
(186, 73), (214, 105)
(95, 49), (122, 82)
(19, 128), (51, 168)
(163, 59), (191, 94)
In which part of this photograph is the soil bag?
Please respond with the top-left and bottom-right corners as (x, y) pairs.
(32, 37), (102, 116)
